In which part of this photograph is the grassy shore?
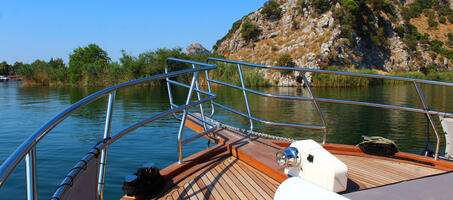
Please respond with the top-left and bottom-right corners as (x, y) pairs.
(312, 66), (453, 87)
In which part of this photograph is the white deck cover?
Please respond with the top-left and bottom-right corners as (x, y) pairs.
(440, 116), (453, 159)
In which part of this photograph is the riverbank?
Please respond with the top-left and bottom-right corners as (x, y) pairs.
(20, 66), (453, 88)
(311, 66), (453, 87)
(12, 44), (453, 88)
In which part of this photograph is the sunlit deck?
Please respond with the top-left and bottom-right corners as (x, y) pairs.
(159, 156), (279, 200)
(147, 116), (453, 199)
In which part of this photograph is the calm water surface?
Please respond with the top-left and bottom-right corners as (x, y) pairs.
(1, 81), (453, 199)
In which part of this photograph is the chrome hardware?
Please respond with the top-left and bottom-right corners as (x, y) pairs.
(276, 147), (300, 167)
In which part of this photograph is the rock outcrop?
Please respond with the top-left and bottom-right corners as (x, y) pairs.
(186, 43), (210, 55)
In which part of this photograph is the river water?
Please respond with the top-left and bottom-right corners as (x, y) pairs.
(1, 81), (452, 199)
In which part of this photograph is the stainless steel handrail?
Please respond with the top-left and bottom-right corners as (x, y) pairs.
(165, 59), (218, 164)
(207, 57), (453, 86)
(206, 57), (453, 160)
(206, 57), (328, 144)
(0, 58), (217, 200)
(51, 95), (216, 199)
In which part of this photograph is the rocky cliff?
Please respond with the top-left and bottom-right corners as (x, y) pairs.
(214, 0), (453, 86)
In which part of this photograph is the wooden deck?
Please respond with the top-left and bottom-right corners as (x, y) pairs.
(158, 156), (279, 200)
(120, 116), (453, 199)
(334, 154), (445, 190)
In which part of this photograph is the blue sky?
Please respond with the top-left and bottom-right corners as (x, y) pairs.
(0, 1), (266, 64)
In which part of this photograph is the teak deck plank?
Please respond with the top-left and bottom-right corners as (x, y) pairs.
(217, 161), (256, 200)
(147, 116), (453, 200)
(212, 162), (247, 200)
(226, 158), (271, 200)
(158, 156), (278, 200)
(210, 164), (239, 199)
(234, 161), (274, 198)
(335, 154), (445, 189)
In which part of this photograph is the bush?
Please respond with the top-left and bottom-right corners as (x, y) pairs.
(438, 7), (453, 16)
(311, 0), (330, 13)
(395, 26), (406, 38)
(261, 0), (282, 20)
(340, 0), (360, 14)
(241, 18), (262, 41)
(447, 41), (453, 48)
(271, 45), (279, 51)
(428, 16), (438, 28)
(371, 0), (395, 15)
(276, 54), (295, 67)
(292, 19), (300, 29)
(429, 40), (444, 53)
(448, 33), (453, 41)
(439, 16), (447, 24)
(424, 9), (436, 18)
(401, 0), (435, 20)
(448, 14), (453, 23)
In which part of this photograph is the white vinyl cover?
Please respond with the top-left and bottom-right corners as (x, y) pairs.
(440, 116), (453, 158)
(274, 177), (350, 200)
(285, 139), (348, 192)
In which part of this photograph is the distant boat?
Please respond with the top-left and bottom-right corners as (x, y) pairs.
(7, 75), (22, 81)
(0, 76), (9, 82)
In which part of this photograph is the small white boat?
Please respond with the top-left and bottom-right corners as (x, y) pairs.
(0, 76), (9, 82)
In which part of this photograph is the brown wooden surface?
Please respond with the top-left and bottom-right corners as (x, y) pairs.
(158, 156), (279, 200)
(122, 116), (453, 199)
(335, 154), (445, 190)
(185, 115), (288, 183)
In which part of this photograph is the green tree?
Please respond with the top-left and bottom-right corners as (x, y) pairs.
(69, 44), (110, 83)
(261, 0), (282, 20)
(0, 61), (12, 75)
(276, 54), (295, 67)
(11, 62), (23, 75)
(241, 18), (262, 41)
(439, 16), (447, 24)
(311, 0), (330, 13)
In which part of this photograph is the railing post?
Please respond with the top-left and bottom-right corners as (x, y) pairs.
(98, 91), (116, 200)
(302, 73), (328, 144)
(413, 81), (440, 160)
(205, 69), (215, 117)
(25, 146), (37, 200)
(178, 71), (199, 164)
(237, 64), (254, 131)
(192, 64), (208, 132)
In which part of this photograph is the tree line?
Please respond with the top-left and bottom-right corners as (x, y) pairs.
(8, 44), (225, 86)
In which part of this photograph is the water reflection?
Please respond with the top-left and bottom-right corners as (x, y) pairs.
(2, 83), (453, 200)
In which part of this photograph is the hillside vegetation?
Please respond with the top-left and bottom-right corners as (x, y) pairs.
(214, 0), (453, 86)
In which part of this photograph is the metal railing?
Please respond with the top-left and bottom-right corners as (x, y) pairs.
(164, 58), (219, 164)
(206, 57), (453, 160)
(0, 58), (216, 200)
(3, 56), (453, 200)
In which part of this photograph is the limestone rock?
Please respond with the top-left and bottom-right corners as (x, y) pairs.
(186, 43), (210, 55)
(213, 0), (452, 86)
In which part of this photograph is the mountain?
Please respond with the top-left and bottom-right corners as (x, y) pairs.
(186, 43), (210, 55)
(214, 0), (453, 85)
